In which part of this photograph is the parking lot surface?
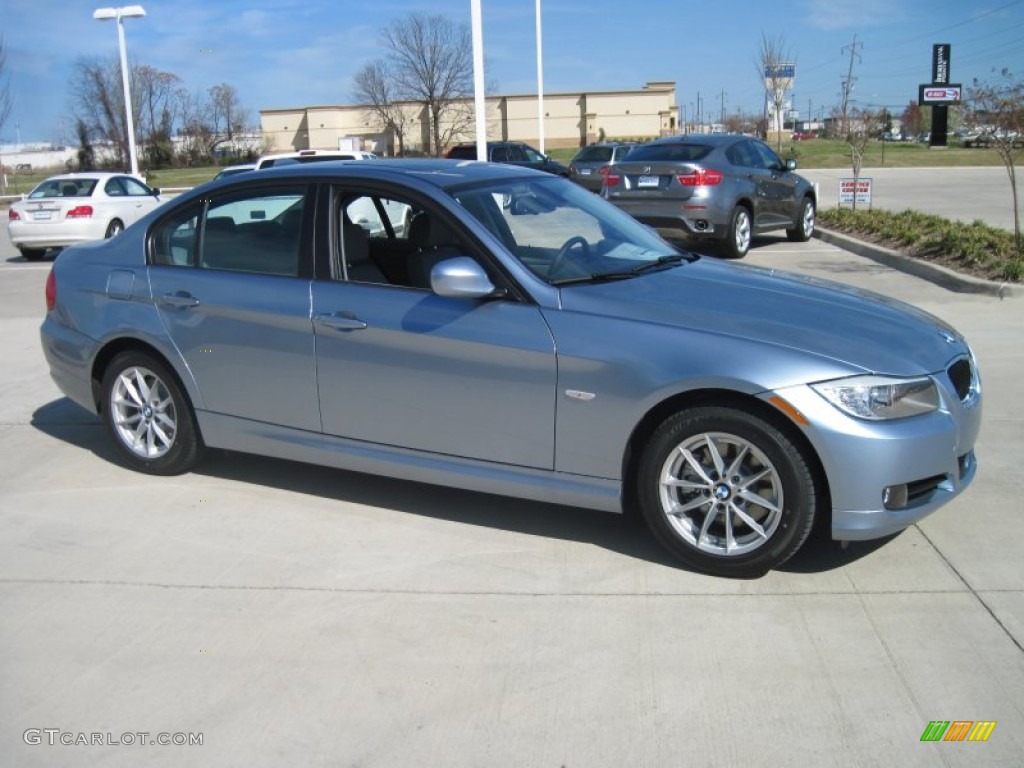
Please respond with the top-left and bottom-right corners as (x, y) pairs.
(1, 231), (1022, 767)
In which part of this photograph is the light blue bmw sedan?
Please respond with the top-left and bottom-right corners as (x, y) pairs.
(39, 160), (981, 577)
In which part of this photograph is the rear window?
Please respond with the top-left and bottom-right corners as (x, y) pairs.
(624, 143), (712, 163)
(29, 179), (98, 199)
(447, 146), (476, 159)
(574, 146), (614, 162)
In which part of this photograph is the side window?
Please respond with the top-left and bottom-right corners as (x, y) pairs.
(200, 187), (306, 276)
(739, 141), (764, 169)
(122, 177), (154, 196)
(725, 144), (746, 167)
(151, 204), (201, 267)
(751, 141), (783, 170)
(521, 146), (543, 162)
(491, 145), (511, 162)
(104, 178), (127, 197)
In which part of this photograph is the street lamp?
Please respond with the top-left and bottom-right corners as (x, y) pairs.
(93, 5), (146, 178)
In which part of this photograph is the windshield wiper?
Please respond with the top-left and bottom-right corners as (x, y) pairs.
(629, 252), (694, 273)
(550, 271), (640, 286)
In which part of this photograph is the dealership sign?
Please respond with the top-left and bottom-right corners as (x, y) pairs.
(919, 84), (962, 105)
(839, 178), (872, 206)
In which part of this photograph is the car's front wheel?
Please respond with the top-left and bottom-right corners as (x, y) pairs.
(637, 406), (818, 577)
(787, 197), (816, 242)
(723, 206), (752, 258)
(101, 351), (203, 475)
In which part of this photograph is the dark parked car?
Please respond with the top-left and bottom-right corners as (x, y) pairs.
(40, 160), (980, 577)
(446, 141), (569, 176)
(568, 142), (636, 192)
(602, 133), (816, 258)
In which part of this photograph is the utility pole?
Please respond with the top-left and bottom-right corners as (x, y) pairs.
(696, 91), (702, 132)
(840, 34), (862, 128)
(719, 89), (726, 128)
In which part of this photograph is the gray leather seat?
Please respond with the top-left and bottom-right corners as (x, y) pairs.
(342, 215), (387, 284)
(406, 213), (462, 289)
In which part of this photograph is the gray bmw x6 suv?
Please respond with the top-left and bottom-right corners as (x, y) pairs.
(603, 134), (816, 258)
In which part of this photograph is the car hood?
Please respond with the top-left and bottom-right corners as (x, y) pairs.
(557, 257), (967, 376)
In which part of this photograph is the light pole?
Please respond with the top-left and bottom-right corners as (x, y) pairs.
(93, 5), (146, 178)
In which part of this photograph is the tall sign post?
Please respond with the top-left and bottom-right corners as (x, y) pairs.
(919, 44), (959, 148)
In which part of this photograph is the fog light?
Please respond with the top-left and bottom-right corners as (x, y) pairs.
(883, 484), (908, 510)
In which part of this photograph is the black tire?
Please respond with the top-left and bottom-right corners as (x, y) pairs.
(637, 406), (817, 577)
(787, 197), (816, 242)
(19, 247), (47, 261)
(723, 205), (752, 259)
(105, 219), (124, 239)
(101, 350), (204, 475)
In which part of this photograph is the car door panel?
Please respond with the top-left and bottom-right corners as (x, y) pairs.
(312, 283), (557, 469)
(149, 268), (321, 432)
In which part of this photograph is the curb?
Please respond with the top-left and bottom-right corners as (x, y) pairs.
(814, 226), (1018, 298)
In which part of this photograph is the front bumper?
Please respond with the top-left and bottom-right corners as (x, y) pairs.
(766, 370), (982, 542)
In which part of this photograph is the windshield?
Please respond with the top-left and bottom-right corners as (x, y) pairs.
(452, 176), (684, 284)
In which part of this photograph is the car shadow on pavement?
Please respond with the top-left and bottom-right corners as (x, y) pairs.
(32, 396), (890, 577)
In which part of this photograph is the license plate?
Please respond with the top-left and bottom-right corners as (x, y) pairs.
(637, 175), (660, 188)
(580, 168), (591, 175)
(32, 211), (53, 221)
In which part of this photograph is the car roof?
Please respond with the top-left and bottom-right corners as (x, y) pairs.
(37, 172), (133, 181)
(208, 158), (547, 192)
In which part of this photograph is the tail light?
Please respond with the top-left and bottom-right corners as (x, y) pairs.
(45, 268), (56, 312)
(598, 165), (610, 176)
(67, 205), (93, 218)
(603, 170), (621, 187)
(8, 209), (20, 221)
(677, 169), (723, 186)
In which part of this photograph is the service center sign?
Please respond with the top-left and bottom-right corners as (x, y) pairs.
(839, 178), (872, 206)
(919, 84), (962, 105)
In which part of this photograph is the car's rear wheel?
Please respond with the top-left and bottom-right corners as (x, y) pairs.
(723, 206), (751, 258)
(105, 219), (124, 239)
(18, 247), (47, 261)
(101, 351), (203, 475)
(787, 198), (816, 242)
(637, 406), (817, 577)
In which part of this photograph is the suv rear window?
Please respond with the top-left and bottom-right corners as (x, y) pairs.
(575, 146), (614, 162)
(447, 146), (476, 159)
(625, 143), (712, 162)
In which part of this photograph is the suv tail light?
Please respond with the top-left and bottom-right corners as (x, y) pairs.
(677, 169), (723, 186)
(8, 209), (20, 221)
(67, 205), (94, 218)
(603, 170), (621, 187)
(45, 268), (56, 312)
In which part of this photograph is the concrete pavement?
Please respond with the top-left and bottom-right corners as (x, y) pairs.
(1, 234), (1022, 767)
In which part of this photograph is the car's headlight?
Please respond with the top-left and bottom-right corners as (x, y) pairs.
(811, 375), (940, 420)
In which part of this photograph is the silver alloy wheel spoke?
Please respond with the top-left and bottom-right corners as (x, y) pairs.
(658, 430), (783, 557)
(111, 366), (177, 459)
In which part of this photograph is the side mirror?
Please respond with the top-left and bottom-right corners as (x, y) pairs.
(431, 257), (499, 299)
(151, 187), (161, 196)
(785, 158), (798, 171)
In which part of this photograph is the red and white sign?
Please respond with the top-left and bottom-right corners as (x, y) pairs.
(918, 84), (962, 105)
(839, 177), (872, 206)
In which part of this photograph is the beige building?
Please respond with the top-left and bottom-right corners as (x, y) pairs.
(260, 81), (679, 155)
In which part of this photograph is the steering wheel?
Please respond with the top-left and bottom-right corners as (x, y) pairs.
(547, 236), (590, 278)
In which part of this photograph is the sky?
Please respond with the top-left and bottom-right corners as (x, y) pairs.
(3, 0), (1024, 144)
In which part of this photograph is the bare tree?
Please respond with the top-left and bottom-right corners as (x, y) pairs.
(207, 83), (248, 152)
(757, 34), (794, 152)
(353, 59), (412, 155)
(174, 87), (215, 165)
(71, 56), (130, 168)
(835, 105), (879, 212)
(967, 68), (1024, 250)
(380, 13), (474, 156)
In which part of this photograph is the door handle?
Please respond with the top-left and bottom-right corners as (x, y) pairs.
(314, 311), (368, 331)
(158, 292), (200, 308)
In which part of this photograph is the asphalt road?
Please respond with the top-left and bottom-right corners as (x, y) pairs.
(803, 165), (1020, 232)
(1, 208), (1022, 766)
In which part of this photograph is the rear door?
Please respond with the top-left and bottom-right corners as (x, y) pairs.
(147, 184), (320, 432)
(747, 141), (798, 227)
